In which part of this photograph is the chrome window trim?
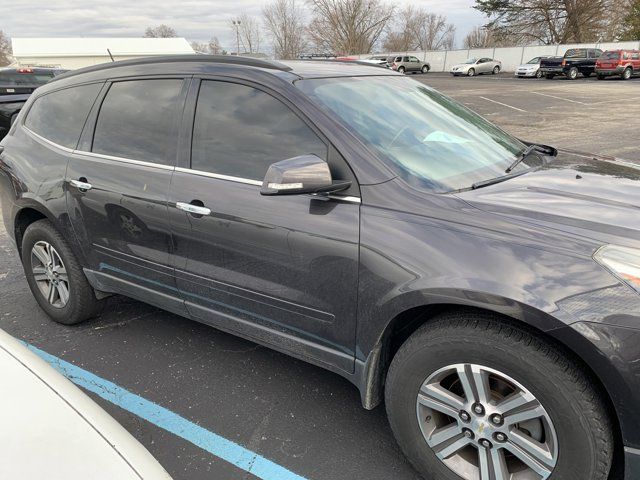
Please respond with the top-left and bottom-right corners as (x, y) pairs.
(23, 126), (75, 153)
(74, 150), (175, 171)
(175, 167), (262, 186)
(175, 167), (361, 203)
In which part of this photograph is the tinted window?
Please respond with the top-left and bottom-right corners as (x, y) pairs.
(601, 51), (620, 60)
(191, 81), (327, 180)
(633, 52), (640, 60)
(92, 79), (183, 165)
(565, 49), (587, 58)
(25, 83), (102, 149)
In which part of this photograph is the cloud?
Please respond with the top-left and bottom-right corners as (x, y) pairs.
(2, 0), (485, 51)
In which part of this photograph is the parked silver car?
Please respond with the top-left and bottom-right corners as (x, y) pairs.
(514, 56), (552, 78)
(450, 57), (502, 76)
(387, 55), (430, 74)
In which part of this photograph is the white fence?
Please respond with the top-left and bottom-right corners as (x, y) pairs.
(358, 40), (640, 72)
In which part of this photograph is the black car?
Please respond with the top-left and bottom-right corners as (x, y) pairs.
(0, 94), (30, 139)
(540, 48), (603, 79)
(1, 56), (640, 480)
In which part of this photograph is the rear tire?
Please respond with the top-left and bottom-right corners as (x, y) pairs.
(492, 66), (500, 74)
(385, 311), (614, 480)
(21, 219), (102, 325)
(622, 67), (632, 80)
(568, 67), (579, 80)
(421, 65), (429, 74)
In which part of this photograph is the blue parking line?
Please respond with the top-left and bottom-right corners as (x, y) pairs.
(23, 342), (309, 480)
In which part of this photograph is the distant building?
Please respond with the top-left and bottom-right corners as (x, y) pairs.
(11, 37), (194, 69)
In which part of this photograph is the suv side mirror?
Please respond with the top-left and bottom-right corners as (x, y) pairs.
(260, 154), (351, 196)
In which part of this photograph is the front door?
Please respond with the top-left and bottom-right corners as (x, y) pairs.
(168, 79), (360, 372)
(67, 78), (188, 308)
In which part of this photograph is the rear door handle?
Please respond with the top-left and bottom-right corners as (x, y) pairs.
(70, 179), (92, 191)
(176, 202), (211, 216)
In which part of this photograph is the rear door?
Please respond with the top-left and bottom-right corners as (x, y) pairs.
(168, 78), (360, 372)
(66, 77), (189, 312)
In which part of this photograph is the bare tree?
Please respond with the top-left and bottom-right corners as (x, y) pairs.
(384, 7), (455, 52)
(208, 36), (224, 54)
(620, 0), (640, 40)
(263, 0), (308, 59)
(0, 31), (11, 66)
(463, 26), (501, 48)
(190, 41), (209, 53)
(474, 0), (607, 44)
(307, 0), (395, 54)
(144, 24), (178, 38)
(231, 14), (262, 53)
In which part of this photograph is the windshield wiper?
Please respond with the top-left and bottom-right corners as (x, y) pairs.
(505, 144), (537, 173)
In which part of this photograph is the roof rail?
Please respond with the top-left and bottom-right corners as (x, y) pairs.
(52, 54), (292, 82)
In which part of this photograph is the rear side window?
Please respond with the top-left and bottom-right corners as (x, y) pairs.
(191, 80), (327, 180)
(25, 83), (102, 149)
(92, 79), (184, 165)
(601, 51), (620, 60)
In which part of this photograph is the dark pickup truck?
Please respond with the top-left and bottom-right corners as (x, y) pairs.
(540, 48), (603, 80)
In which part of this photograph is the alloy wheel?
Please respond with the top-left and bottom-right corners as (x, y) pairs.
(416, 363), (558, 480)
(31, 241), (70, 308)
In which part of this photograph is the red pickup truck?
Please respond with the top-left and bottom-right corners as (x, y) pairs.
(596, 49), (640, 80)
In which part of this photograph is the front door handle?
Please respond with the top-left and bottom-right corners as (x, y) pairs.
(176, 202), (211, 216)
(70, 179), (92, 191)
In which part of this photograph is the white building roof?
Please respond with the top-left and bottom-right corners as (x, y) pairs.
(12, 37), (194, 58)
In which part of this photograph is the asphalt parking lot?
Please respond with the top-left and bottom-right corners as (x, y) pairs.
(417, 72), (640, 161)
(1, 71), (637, 480)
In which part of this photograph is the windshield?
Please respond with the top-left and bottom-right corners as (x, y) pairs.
(296, 76), (535, 192)
(527, 57), (540, 64)
(464, 58), (478, 64)
(600, 51), (620, 60)
(0, 71), (55, 85)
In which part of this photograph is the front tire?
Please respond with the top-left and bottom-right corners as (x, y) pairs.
(22, 219), (102, 325)
(467, 68), (475, 77)
(385, 311), (613, 480)
(622, 67), (632, 80)
(536, 69), (543, 78)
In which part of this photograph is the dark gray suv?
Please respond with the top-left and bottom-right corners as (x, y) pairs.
(1, 55), (639, 480)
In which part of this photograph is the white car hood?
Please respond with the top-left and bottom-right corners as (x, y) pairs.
(517, 64), (538, 70)
(0, 329), (171, 480)
(451, 64), (471, 69)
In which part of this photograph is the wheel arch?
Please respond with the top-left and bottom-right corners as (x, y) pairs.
(358, 302), (624, 473)
(13, 205), (51, 258)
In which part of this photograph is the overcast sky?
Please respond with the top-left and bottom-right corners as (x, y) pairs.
(2, 0), (486, 51)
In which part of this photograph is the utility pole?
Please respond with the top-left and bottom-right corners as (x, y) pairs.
(232, 20), (242, 55)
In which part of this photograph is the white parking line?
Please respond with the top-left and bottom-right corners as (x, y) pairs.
(531, 91), (587, 105)
(479, 96), (527, 112)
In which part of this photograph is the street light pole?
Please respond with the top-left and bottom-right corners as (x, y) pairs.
(232, 20), (242, 56)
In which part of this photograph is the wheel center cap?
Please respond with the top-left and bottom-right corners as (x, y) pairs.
(471, 418), (491, 437)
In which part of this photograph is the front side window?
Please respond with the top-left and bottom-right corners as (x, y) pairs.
(25, 83), (102, 149)
(191, 80), (327, 181)
(92, 79), (184, 165)
(297, 76), (533, 193)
